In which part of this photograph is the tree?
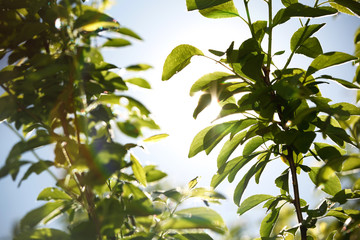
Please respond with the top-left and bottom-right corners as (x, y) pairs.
(0, 0), (227, 239)
(163, 0), (360, 239)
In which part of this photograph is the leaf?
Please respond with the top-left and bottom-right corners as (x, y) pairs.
(14, 228), (70, 240)
(143, 133), (169, 142)
(203, 121), (237, 154)
(190, 187), (226, 201)
(293, 131), (316, 153)
(309, 167), (341, 196)
(317, 75), (360, 89)
(18, 160), (53, 187)
(217, 131), (247, 168)
(332, 0), (360, 16)
(74, 10), (119, 31)
(193, 94), (212, 119)
(296, 37), (323, 58)
(188, 126), (213, 158)
(0, 95), (17, 121)
(144, 165), (167, 182)
(186, 0), (239, 19)
(188, 176), (199, 189)
(125, 77), (151, 89)
(260, 207), (281, 237)
(273, 3), (337, 26)
(342, 155), (360, 171)
(252, 21), (267, 43)
(243, 136), (264, 156)
(281, 0), (298, 7)
(162, 44), (204, 80)
(189, 72), (234, 96)
(160, 207), (227, 234)
(102, 38), (131, 47)
(290, 24), (325, 53)
(237, 194), (274, 215)
(118, 27), (142, 40)
(306, 52), (357, 78)
(275, 171), (289, 193)
(126, 63), (152, 71)
(130, 154), (147, 186)
(20, 201), (66, 230)
(37, 187), (72, 201)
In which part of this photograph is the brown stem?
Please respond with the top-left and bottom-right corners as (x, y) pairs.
(287, 147), (307, 239)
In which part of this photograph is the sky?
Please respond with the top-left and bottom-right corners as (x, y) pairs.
(1, 0), (360, 239)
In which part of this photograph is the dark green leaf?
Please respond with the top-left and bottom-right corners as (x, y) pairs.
(317, 75), (360, 89)
(126, 63), (152, 71)
(293, 131), (316, 153)
(193, 94), (212, 119)
(102, 38), (131, 47)
(306, 52), (357, 78)
(290, 24), (325, 53)
(0, 95), (18, 121)
(162, 44), (204, 80)
(273, 3), (337, 26)
(260, 207), (281, 237)
(18, 161), (53, 186)
(296, 37), (323, 58)
(281, 0), (298, 7)
(237, 194), (274, 215)
(332, 0), (360, 16)
(275, 171), (289, 193)
(186, 0), (232, 10)
(160, 207), (227, 234)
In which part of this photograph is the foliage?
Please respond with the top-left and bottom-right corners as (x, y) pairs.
(0, 0), (226, 239)
(163, 0), (360, 239)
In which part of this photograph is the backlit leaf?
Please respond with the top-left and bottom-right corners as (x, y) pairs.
(306, 52), (357, 78)
(130, 154), (147, 186)
(74, 10), (119, 31)
(193, 94), (212, 119)
(186, 0), (239, 19)
(126, 63), (152, 71)
(37, 187), (72, 201)
(14, 228), (70, 240)
(125, 78), (151, 89)
(217, 131), (247, 168)
(309, 167), (341, 196)
(243, 136), (264, 156)
(143, 133), (169, 142)
(18, 161), (53, 187)
(203, 121), (237, 154)
(189, 72), (235, 96)
(237, 194), (274, 215)
(260, 207), (280, 237)
(162, 44), (204, 80)
(290, 24), (325, 53)
(102, 38), (131, 47)
(160, 207), (227, 234)
(189, 126), (213, 158)
(118, 27), (142, 40)
(317, 75), (360, 89)
(296, 37), (323, 58)
(332, 0), (360, 16)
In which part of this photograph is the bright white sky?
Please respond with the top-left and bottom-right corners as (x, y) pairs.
(1, 0), (360, 238)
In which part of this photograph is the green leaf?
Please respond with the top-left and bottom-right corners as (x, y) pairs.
(130, 154), (147, 186)
(74, 10), (119, 31)
(102, 38), (131, 47)
(190, 187), (226, 201)
(217, 131), (247, 168)
(14, 228), (70, 240)
(125, 77), (151, 89)
(260, 207), (280, 237)
(118, 27), (142, 40)
(0, 95), (17, 121)
(169, 233), (213, 240)
(203, 121), (237, 154)
(189, 72), (234, 96)
(243, 136), (264, 156)
(160, 207), (227, 234)
(306, 52), (357, 78)
(144, 165), (167, 182)
(293, 131), (316, 153)
(37, 187), (72, 201)
(332, 0), (360, 16)
(189, 126), (213, 158)
(342, 155), (360, 171)
(275, 171), (290, 193)
(296, 37), (323, 58)
(309, 167), (341, 196)
(290, 24), (325, 53)
(252, 21), (267, 43)
(188, 176), (199, 190)
(193, 94), (212, 119)
(281, 0), (298, 7)
(273, 3), (337, 26)
(162, 44), (204, 80)
(143, 133), (169, 142)
(126, 63), (152, 71)
(186, 0), (239, 19)
(18, 160), (53, 187)
(20, 201), (66, 230)
(330, 2), (356, 15)
(237, 194), (274, 215)
(317, 75), (360, 89)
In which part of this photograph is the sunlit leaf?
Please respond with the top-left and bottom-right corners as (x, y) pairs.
(189, 126), (213, 158)
(217, 131), (247, 168)
(290, 24), (325, 53)
(102, 38), (131, 47)
(160, 207), (227, 234)
(144, 165), (167, 182)
(203, 121), (237, 154)
(193, 94), (212, 119)
(143, 133), (169, 142)
(20, 201), (66, 230)
(189, 72), (235, 96)
(260, 207), (280, 237)
(37, 187), (72, 201)
(118, 27), (142, 40)
(74, 10), (119, 31)
(309, 167), (341, 196)
(162, 44), (204, 80)
(126, 63), (152, 71)
(125, 77), (151, 89)
(190, 187), (226, 201)
(332, 0), (360, 16)
(186, 0), (239, 18)
(281, 0), (298, 7)
(14, 228), (70, 240)
(296, 37), (323, 58)
(342, 155), (360, 171)
(243, 136), (264, 156)
(273, 3), (337, 26)
(237, 194), (274, 215)
(188, 176), (199, 189)
(306, 52), (357, 78)
(317, 75), (360, 89)
(130, 154), (147, 186)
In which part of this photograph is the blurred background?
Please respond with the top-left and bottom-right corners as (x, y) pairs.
(0, 0), (359, 239)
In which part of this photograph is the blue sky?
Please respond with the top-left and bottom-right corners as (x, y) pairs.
(1, 0), (360, 239)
